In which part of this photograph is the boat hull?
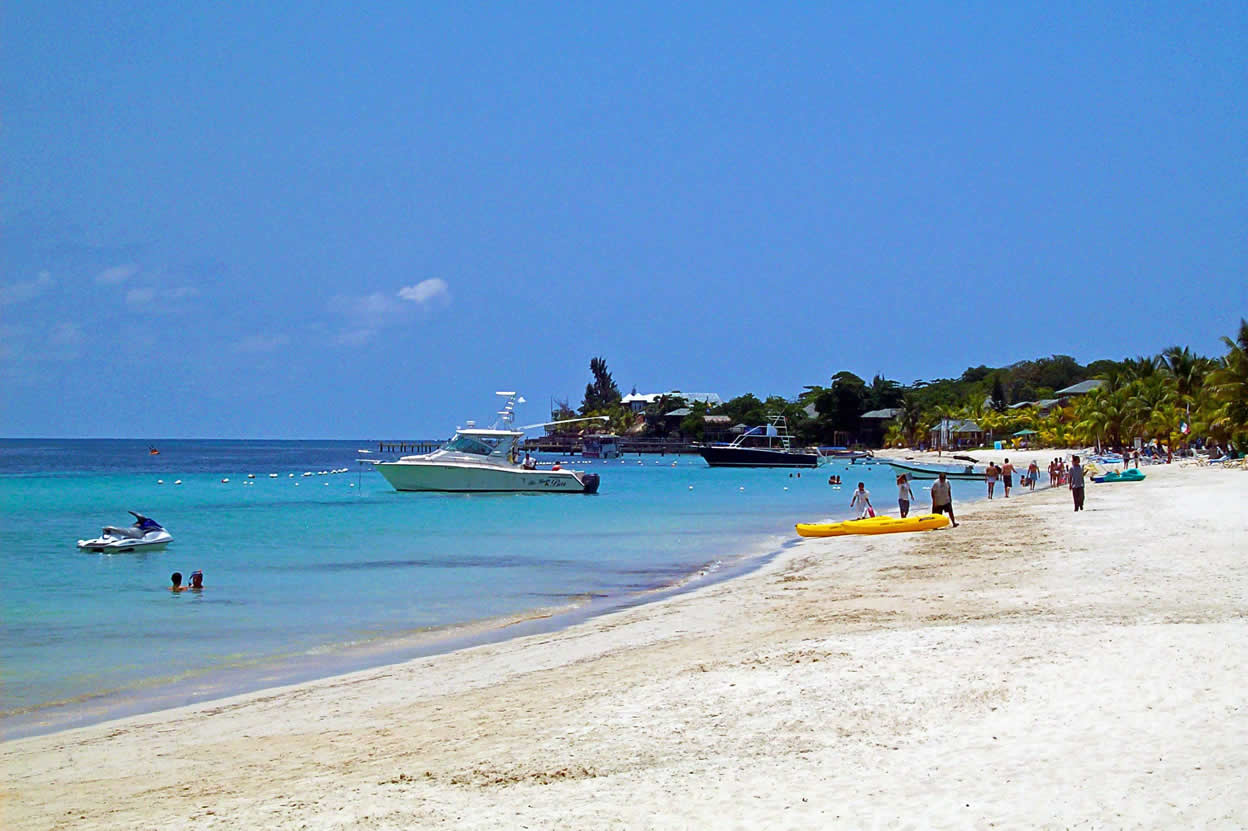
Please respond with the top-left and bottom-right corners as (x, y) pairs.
(698, 446), (819, 468)
(887, 461), (984, 480)
(78, 531), (173, 552)
(375, 460), (596, 493)
(796, 514), (950, 537)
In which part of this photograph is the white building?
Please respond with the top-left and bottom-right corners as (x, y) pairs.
(621, 391), (723, 413)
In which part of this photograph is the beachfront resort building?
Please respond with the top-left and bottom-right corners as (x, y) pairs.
(1054, 379), (1106, 396)
(1008, 379), (1103, 415)
(661, 408), (733, 441)
(621, 391), (723, 413)
(859, 408), (902, 446)
(929, 418), (984, 450)
(1009, 398), (1064, 416)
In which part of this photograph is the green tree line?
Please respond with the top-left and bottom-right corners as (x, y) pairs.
(564, 322), (1248, 451)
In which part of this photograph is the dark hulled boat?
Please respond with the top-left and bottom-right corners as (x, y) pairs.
(698, 416), (819, 468)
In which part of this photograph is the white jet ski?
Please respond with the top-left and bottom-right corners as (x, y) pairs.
(78, 511), (173, 552)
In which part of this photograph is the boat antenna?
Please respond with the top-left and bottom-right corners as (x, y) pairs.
(493, 391), (526, 429)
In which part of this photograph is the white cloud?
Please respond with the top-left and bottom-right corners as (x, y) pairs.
(0, 324), (25, 360)
(126, 287), (157, 306)
(124, 286), (199, 307)
(328, 282), (450, 347)
(354, 291), (402, 317)
(233, 333), (290, 353)
(48, 322), (84, 347)
(95, 264), (139, 284)
(334, 329), (377, 347)
(0, 271), (54, 305)
(0, 322), (83, 363)
(398, 278), (450, 305)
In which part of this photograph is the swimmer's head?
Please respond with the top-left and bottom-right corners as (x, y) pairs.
(170, 572), (183, 587)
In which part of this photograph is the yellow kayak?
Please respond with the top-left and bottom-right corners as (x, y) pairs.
(795, 513), (950, 537)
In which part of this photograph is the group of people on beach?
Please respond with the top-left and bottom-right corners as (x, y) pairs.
(1047, 457), (1075, 487)
(874, 473), (958, 527)
(983, 459), (1014, 498)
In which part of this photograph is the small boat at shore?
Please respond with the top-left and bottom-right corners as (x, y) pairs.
(819, 447), (873, 460)
(1093, 469), (1145, 483)
(373, 392), (603, 494)
(698, 415), (819, 468)
(796, 513), (950, 537)
(887, 460), (985, 480)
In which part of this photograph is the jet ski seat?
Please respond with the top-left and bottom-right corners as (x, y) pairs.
(102, 525), (145, 538)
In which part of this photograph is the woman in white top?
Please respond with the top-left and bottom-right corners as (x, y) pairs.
(850, 482), (872, 518)
(896, 474), (914, 518)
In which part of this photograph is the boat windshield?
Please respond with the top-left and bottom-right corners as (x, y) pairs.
(444, 435), (501, 456)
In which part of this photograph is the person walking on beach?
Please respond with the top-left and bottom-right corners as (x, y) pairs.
(850, 482), (873, 518)
(896, 474), (914, 518)
(1001, 458), (1015, 497)
(1027, 460), (1040, 491)
(930, 472), (958, 527)
(1069, 454), (1086, 511)
(986, 462), (999, 498)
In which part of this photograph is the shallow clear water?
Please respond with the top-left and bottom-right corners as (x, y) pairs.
(0, 439), (918, 731)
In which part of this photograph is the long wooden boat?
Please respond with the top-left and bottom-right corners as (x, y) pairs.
(887, 460), (985, 480)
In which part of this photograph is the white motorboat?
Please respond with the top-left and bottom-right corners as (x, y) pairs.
(78, 512), (173, 552)
(373, 392), (603, 494)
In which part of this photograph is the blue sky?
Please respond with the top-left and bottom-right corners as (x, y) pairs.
(3, 2), (1244, 438)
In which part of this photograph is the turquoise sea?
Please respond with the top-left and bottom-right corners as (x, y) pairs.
(0, 439), (934, 738)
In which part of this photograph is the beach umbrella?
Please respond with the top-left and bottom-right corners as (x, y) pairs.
(1013, 429), (1038, 436)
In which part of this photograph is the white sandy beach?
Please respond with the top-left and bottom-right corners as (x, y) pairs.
(4, 457), (1246, 829)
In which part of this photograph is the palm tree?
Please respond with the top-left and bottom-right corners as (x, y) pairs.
(894, 394), (925, 448)
(1122, 354), (1161, 381)
(1206, 319), (1248, 445)
(1073, 386), (1128, 448)
(1123, 375), (1173, 442)
(1161, 345), (1204, 400)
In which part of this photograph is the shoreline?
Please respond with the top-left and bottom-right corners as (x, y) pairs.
(5, 460), (1244, 828)
(0, 527), (792, 742)
(0, 451), (1074, 740)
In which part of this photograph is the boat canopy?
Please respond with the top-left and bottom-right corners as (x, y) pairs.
(442, 428), (522, 457)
